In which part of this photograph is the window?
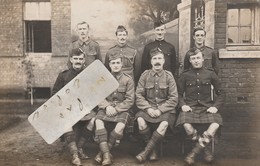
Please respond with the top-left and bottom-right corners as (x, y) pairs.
(227, 4), (260, 46)
(24, 2), (51, 53)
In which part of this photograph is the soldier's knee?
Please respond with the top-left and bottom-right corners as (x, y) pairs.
(158, 121), (169, 131)
(183, 123), (193, 131)
(115, 122), (126, 133)
(137, 117), (147, 130)
(95, 119), (105, 129)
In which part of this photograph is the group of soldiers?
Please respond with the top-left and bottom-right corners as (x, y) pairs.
(52, 21), (224, 166)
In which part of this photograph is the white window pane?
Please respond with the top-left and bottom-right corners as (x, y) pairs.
(24, 2), (51, 20)
(240, 9), (251, 26)
(228, 9), (238, 26)
(39, 2), (51, 20)
(228, 27), (238, 43)
(241, 27), (251, 43)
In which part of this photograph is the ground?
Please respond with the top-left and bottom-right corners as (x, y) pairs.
(0, 114), (260, 166)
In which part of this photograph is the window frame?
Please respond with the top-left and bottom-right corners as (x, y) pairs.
(23, 1), (52, 54)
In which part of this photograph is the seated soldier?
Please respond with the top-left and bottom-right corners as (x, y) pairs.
(94, 53), (135, 166)
(52, 48), (96, 166)
(176, 48), (224, 165)
(135, 48), (178, 163)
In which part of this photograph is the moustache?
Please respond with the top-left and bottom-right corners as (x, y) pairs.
(75, 63), (82, 65)
(154, 63), (161, 66)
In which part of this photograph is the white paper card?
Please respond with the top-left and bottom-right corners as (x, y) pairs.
(28, 60), (119, 144)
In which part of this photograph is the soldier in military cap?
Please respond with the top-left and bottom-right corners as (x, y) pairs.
(140, 21), (177, 77)
(104, 25), (140, 142)
(94, 53), (135, 166)
(183, 27), (220, 74)
(68, 21), (102, 68)
(176, 48), (224, 165)
(135, 48), (178, 163)
(52, 48), (96, 166)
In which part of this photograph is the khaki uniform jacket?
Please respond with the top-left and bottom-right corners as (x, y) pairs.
(136, 69), (178, 113)
(98, 72), (135, 113)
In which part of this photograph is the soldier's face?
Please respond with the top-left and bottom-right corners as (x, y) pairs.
(77, 24), (89, 41)
(109, 58), (123, 73)
(189, 52), (204, 69)
(70, 54), (85, 71)
(154, 25), (166, 40)
(116, 31), (128, 45)
(193, 30), (206, 45)
(151, 53), (165, 71)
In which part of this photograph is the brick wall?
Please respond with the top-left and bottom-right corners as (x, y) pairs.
(215, 0), (260, 133)
(0, 0), (23, 57)
(51, 0), (71, 56)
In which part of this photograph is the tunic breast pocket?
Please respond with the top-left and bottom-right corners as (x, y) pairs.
(145, 83), (155, 98)
(117, 87), (126, 100)
(159, 84), (169, 98)
(86, 51), (97, 60)
(201, 80), (211, 93)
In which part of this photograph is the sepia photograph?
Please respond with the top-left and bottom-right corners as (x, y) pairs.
(0, 0), (260, 165)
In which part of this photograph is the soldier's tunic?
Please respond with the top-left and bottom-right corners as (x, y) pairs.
(68, 38), (102, 68)
(105, 44), (138, 82)
(135, 69), (178, 128)
(52, 68), (96, 121)
(184, 46), (220, 74)
(141, 40), (177, 76)
(96, 72), (135, 124)
(175, 68), (224, 126)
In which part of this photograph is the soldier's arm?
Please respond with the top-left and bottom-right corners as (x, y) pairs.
(96, 45), (102, 61)
(212, 49), (220, 75)
(52, 73), (64, 96)
(177, 73), (187, 107)
(141, 46), (149, 74)
(183, 51), (190, 71)
(158, 74), (178, 113)
(135, 72), (152, 111)
(104, 52), (111, 71)
(115, 78), (135, 112)
(170, 46), (177, 76)
(212, 72), (225, 110)
(97, 99), (111, 110)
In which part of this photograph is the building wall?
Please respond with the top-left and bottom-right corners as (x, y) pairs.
(215, 0), (260, 133)
(0, 0), (71, 97)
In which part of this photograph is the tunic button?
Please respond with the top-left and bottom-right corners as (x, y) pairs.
(197, 86), (200, 88)
(197, 79), (199, 82)
(198, 100), (200, 102)
(155, 82), (158, 84)
(197, 73), (199, 75)
(156, 90), (158, 93)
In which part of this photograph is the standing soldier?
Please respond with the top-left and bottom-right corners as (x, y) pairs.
(68, 21), (102, 68)
(176, 49), (224, 165)
(104, 25), (140, 141)
(135, 48), (178, 163)
(183, 27), (220, 74)
(141, 21), (177, 77)
(52, 48), (96, 166)
(94, 53), (135, 166)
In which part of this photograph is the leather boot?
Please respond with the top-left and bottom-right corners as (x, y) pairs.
(136, 131), (163, 163)
(149, 144), (159, 161)
(99, 142), (112, 166)
(77, 137), (90, 160)
(67, 142), (82, 166)
(72, 153), (82, 166)
(184, 143), (204, 165)
(204, 146), (214, 163)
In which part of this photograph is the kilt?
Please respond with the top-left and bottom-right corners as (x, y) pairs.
(175, 106), (223, 127)
(96, 109), (130, 124)
(80, 110), (97, 121)
(135, 110), (176, 129)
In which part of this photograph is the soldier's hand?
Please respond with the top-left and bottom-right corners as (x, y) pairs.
(147, 108), (156, 118)
(207, 107), (218, 113)
(106, 106), (117, 117)
(154, 109), (162, 117)
(181, 105), (192, 112)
